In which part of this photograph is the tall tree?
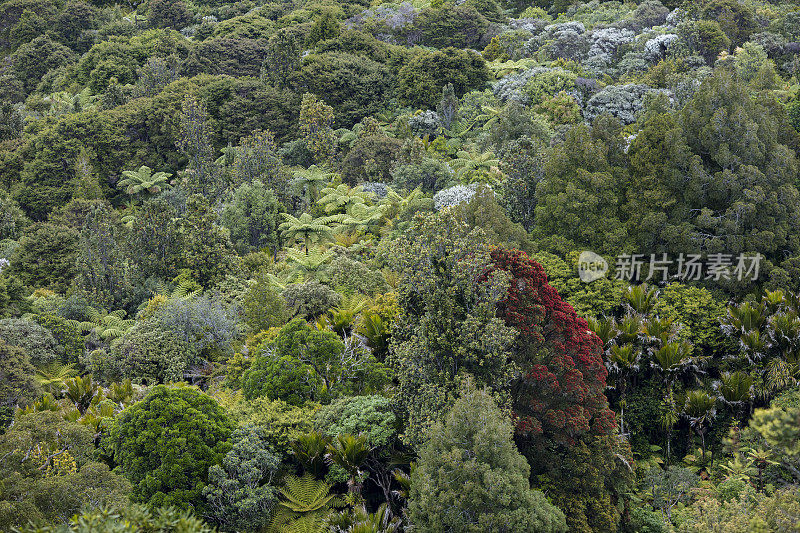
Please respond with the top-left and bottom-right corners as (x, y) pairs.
(408, 383), (567, 533)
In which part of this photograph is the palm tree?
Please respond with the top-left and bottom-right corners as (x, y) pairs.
(326, 433), (372, 496)
(380, 187), (432, 220)
(606, 344), (640, 437)
(683, 390), (717, 463)
(279, 213), (342, 254)
(317, 184), (370, 214)
(69, 308), (135, 341)
(291, 431), (331, 478)
(63, 374), (101, 415)
(358, 311), (391, 359)
(292, 165), (336, 205)
(587, 316), (617, 346)
(323, 294), (367, 335)
(328, 503), (401, 533)
(117, 166), (172, 198)
(718, 371), (753, 419)
(338, 203), (387, 236)
(626, 283), (659, 315)
(651, 341), (694, 387)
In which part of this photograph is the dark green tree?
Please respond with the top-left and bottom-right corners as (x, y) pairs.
(203, 426), (281, 532)
(105, 384), (234, 512)
(8, 223), (78, 292)
(182, 194), (236, 288)
(408, 383), (567, 533)
(221, 179), (283, 256)
(397, 47), (490, 109)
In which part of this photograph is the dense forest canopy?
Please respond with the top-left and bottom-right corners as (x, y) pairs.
(1, 0), (800, 531)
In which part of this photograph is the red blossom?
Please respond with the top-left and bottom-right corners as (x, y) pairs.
(481, 248), (616, 446)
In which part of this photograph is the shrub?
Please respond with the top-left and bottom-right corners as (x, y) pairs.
(313, 395), (398, 447)
(391, 159), (451, 192)
(326, 255), (389, 296)
(282, 281), (342, 319)
(0, 317), (62, 366)
(340, 134), (403, 185)
(398, 47), (491, 109)
(105, 384), (234, 512)
(32, 314), (84, 364)
(108, 320), (192, 385)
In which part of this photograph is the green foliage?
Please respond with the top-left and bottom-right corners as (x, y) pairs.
(388, 210), (517, 445)
(0, 318), (63, 366)
(221, 179), (284, 256)
(398, 48), (491, 109)
(408, 383), (567, 533)
(126, 197), (184, 280)
(182, 194), (236, 287)
(203, 426), (281, 532)
(340, 134), (402, 185)
(105, 384), (234, 512)
(219, 391), (318, 458)
(326, 255), (389, 296)
(653, 283), (727, 356)
(269, 473), (343, 533)
(75, 203), (133, 310)
(8, 223), (78, 292)
(282, 281), (342, 319)
(0, 411), (130, 531)
(14, 504), (217, 533)
(313, 395), (398, 448)
(532, 251), (625, 318)
(242, 318), (387, 404)
(299, 93), (337, 163)
(107, 320), (192, 385)
(0, 339), (39, 410)
(243, 272), (289, 334)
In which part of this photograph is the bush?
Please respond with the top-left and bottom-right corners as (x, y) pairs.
(433, 183), (478, 210)
(13, 503), (216, 533)
(241, 318), (343, 404)
(217, 391), (318, 458)
(282, 280), (342, 319)
(0, 339), (39, 410)
(0, 317), (62, 366)
(150, 295), (241, 360)
(105, 384), (234, 512)
(326, 255), (389, 296)
(313, 395), (398, 447)
(221, 180), (284, 256)
(108, 320), (192, 385)
(243, 274), (289, 334)
(8, 223), (79, 293)
(398, 47), (491, 109)
(242, 318), (387, 404)
(32, 313), (84, 364)
(584, 84), (663, 125)
(341, 134), (403, 185)
(203, 426), (280, 532)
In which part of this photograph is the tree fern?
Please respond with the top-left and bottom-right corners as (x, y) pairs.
(268, 474), (343, 533)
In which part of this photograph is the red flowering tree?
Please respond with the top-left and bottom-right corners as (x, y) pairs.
(485, 248), (616, 446)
